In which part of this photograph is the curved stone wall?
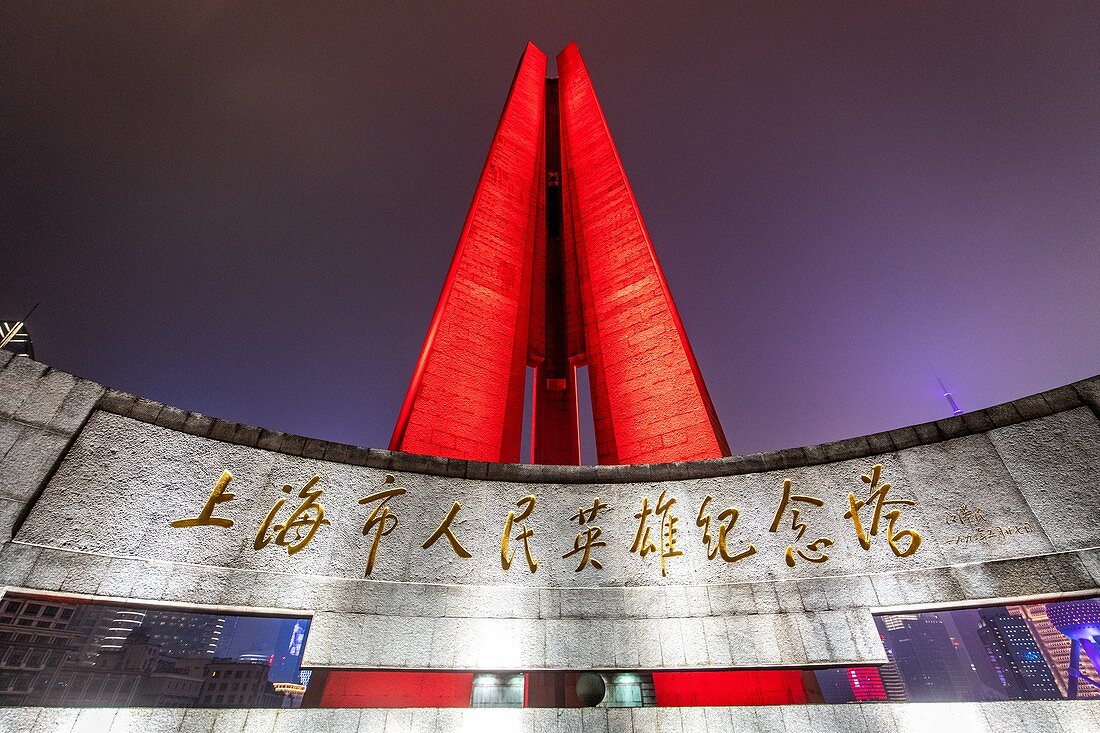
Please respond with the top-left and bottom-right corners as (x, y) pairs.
(1, 349), (1099, 675)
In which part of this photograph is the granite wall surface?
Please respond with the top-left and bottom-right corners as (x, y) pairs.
(1, 354), (1099, 678)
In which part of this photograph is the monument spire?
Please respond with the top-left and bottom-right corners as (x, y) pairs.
(390, 42), (730, 465)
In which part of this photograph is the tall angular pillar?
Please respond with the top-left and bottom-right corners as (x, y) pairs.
(389, 43), (546, 464)
(391, 42), (730, 465)
(556, 43), (730, 464)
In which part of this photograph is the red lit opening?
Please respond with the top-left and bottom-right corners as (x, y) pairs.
(651, 670), (810, 706)
(313, 670), (475, 708)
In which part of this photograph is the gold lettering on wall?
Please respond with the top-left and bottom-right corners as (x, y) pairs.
(769, 479), (833, 567)
(844, 464), (921, 557)
(421, 502), (472, 559)
(254, 476), (330, 556)
(697, 496), (756, 563)
(501, 495), (539, 573)
(563, 498), (608, 572)
(630, 490), (683, 577)
(359, 474), (407, 576)
(168, 464), (928, 574)
(170, 470), (236, 529)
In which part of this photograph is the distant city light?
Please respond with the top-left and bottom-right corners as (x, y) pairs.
(936, 374), (963, 416)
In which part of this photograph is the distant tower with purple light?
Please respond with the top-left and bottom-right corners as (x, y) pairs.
(1046, 599), (1100, 698)
(936, 374), (963, 416)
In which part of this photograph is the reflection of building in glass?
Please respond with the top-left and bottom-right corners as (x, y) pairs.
(199, 660), (283, 707)
(876, 614), (969, 701)
(0, 594), (308, 708)
(814, 667), (887, 703)
(142, 610), (225, 658)
(58, 604), (224, 669)
(5, 590), (1098, 710)
(939, 609), (1009, 700)
(273, 681), (307, 707)
(844, 667), (887, 701)
(239, 653), (270, 664)
(1045, 599), (1100, 699)
(96, 608), (146, 653)
(0, 596), (85, 705)
(813, 668), (855, 703)
(878, 613), (919, 632)
(976, 608), (1059, 700)
(877, 649), (909, 701)
(270, 618), (308, 683)
(1009, 602), (1100, 699)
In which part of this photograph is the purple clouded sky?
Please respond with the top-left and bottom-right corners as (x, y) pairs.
(2, 2), (1098, 458)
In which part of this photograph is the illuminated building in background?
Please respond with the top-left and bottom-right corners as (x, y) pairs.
(390, 43), (729, 466)
(0, 321), (33, 360)
(935, 374), (963, 416)
(1009, 603), (1100, 699)
(269, 618), (309, 684)
(976, 608), (1059, 699)
(878, 649), (909, 701)
(1046, 599), (1100, 698)
(845, 667), (887, 701)
(876, 614), (969, 701)
(67, 606), (224, 662)
(199, 659), (281, 708)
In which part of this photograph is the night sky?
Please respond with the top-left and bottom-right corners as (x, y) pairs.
(3, 3), (1099, 458)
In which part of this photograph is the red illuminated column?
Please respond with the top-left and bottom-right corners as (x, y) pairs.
(557, 43), (730, 464)
(389, 43), (547, 462)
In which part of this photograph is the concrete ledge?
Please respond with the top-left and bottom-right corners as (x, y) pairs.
(2, 541), (1097, 670)
(4, 546), (1096, 621)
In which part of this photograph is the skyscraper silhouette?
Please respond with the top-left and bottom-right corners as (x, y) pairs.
(976, 608), (1059, 700)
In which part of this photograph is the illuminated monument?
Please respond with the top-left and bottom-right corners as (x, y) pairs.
(0, 42), (1098, 732)
(392, 43), (728, 466)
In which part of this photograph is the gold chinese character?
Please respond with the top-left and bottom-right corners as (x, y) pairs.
(563, 498), (608, 572)
(422, 502), (472, 558)
(572, 498), (607, 525)
(254, 476), (330, 555)
(630, 490), (683, 577)
(845, 464), (921, 557)
(359, 474), (407, 576)
(770, 479), (833, 567)
(171, 470), (236, 528)
(501, 495), (539, 573)
(697, 495), (756, 563)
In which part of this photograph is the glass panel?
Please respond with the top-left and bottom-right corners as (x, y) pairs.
(872, 596), (1100, 701)
(0, 592), (310, 709)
